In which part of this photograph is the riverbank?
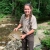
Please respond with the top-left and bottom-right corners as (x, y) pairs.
(0, 16), (50, 50)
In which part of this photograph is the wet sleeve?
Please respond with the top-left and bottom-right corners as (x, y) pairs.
(31, 17), (37, 29)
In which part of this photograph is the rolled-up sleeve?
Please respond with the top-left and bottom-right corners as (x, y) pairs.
(19, 17), (23, 24)
(31, 17), (37, 29)
(19, 14), (24, 24)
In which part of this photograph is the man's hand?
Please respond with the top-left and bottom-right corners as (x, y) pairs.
(14, 24), (22, 31)
(20, 34), (27, 39)
(14, 28), (18, 31)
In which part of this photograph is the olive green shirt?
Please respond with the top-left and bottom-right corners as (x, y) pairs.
(19, 14), (37, 33)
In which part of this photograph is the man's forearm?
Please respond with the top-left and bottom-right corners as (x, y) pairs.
(26, 29), (35, 36)
(16, 24), (22, 29)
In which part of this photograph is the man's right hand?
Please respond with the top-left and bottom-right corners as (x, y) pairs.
(14, 28), (18, 31)
(14, 24), (22, 31)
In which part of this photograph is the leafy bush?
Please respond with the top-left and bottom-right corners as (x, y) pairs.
(0, 0), (12, 14)
(0, 0), (50, 20)
(0, 14), (6, 18)
(33, 8), (40, 16)
(43, 30), (50, 35)
(41, 36), (50, 50)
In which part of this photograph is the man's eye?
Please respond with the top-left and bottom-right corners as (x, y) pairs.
(24, 8), (29, 10)
(24, 9), (27, 10)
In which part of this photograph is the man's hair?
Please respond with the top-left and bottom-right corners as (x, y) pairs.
(24, 3), (33, 9)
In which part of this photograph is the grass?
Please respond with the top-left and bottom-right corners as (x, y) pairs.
(38, 25), (46, 30)
(34, 46), (42, 50)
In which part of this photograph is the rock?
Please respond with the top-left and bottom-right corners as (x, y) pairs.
(8, 30), (22, 40)
(3, 30), (22, 50)
(0, 46), (5, 50)
(37, 30), (45, 40)
(34, 35), (41, 48)
(3, 39), (22, 50)
(0, 24), (17, 28)
(34, 30), (46, 49)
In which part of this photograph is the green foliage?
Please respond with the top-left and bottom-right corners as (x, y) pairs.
(34, 30), (37, 35)
(0, 14), (6, 18)
(0, 0), (12, 14)
(41, 36), (50, 50)
(38, 26), (46, 30)
(34, 48), (41, 50)
(33, 8), (40, 16)
(41, 0), (50, 16)
(34, 46), (41, 50)
(0, 36), (2, 40)
(43, 30), (50, 35)
(0, 0), (50, 20)
(48, 21), (50, 25)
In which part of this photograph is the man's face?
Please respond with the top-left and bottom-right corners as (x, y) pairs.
(24, 5), (32, 16)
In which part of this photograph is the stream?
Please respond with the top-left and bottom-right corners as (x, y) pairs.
(0, 24), (18, 46)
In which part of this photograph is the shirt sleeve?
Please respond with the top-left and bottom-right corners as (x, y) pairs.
(19, 14), (24, 25)
(31, 16), (37, 29)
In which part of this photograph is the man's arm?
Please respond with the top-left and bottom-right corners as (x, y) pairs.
(14, 24), (22, 31)
(26, 29), (35, 36)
